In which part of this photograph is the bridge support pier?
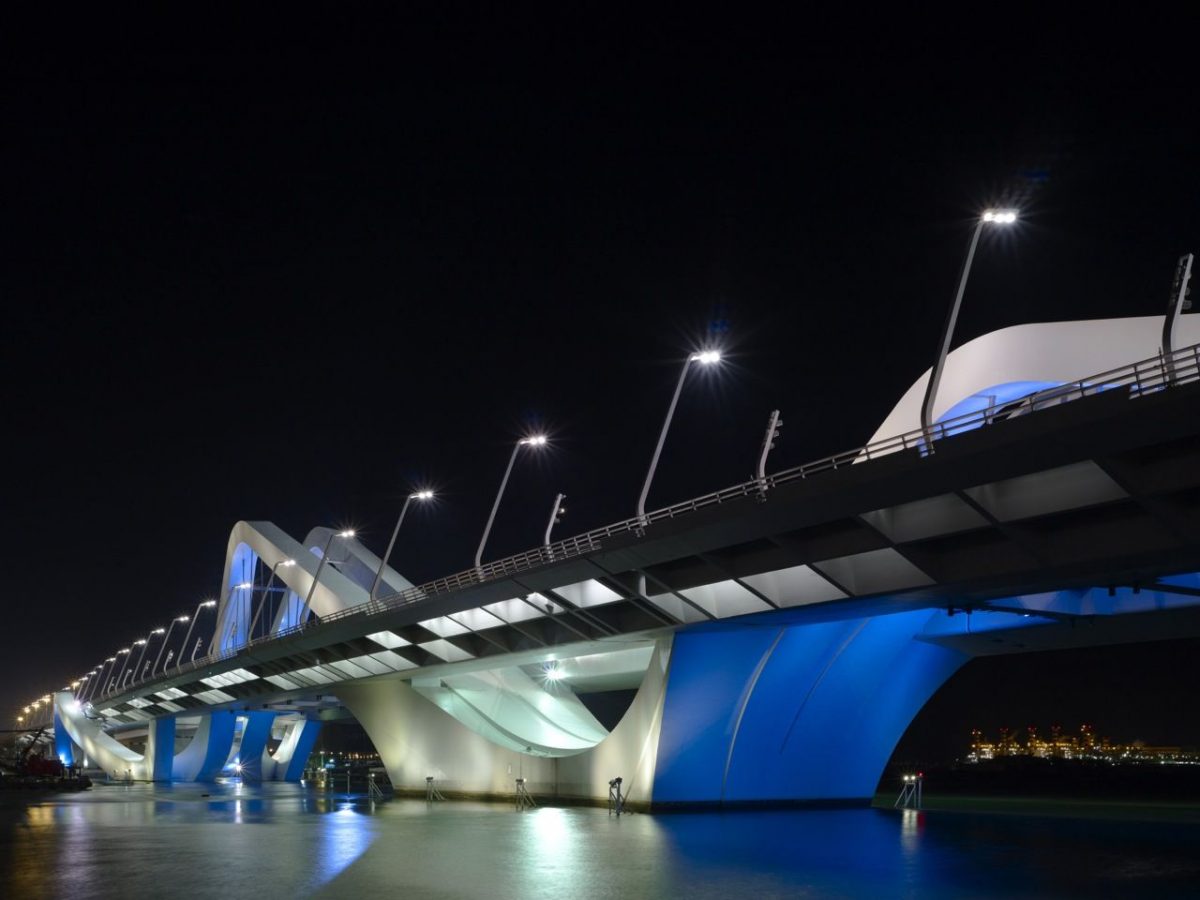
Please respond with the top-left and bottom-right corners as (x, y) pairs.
(234, 711), (276, 781)
(337, 608), (968, 808)
(145, 716), (176, 782)
(267, 717), (321, 782)
(52, 692), (145, 779)
(172, 711), (236, 782)
(53, 709), (77, 768)
(651, 608), (969, 807)
(339, 640), (673, 806)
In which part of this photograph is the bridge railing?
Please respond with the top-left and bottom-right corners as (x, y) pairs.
(102, 342), (1200, 703)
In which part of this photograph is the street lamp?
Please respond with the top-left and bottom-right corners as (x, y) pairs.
(636, 350), (722, 520)
(175, 599), (218, 672)
(80, 667), (102, 703)
(122, 639), (148, 688)
(131, 628), (167, 686)
(475, 436), (548, 568)
(87, 660), (115, 702)
(543, 493), (566, 546)
(919, 208), (1019, 436)
(152, 615), (191, 677)
(298, 530), (356, 625)
(370, 492), (434, 605)
(246, 559), (296, 642)
(220, 581), (255, 651)
(108, 648), (132, 692)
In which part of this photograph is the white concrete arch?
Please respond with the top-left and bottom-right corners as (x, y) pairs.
(262, 527), (416, 636)
(212, 521), (387, 651)
(338, 638), (673, 804)
(299, 527), (414, 599)
(53, 692), (147, 779)
(868, 313), (1200, 444)
(410, 666), (611, 757)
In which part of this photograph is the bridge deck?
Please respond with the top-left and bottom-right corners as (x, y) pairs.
(88, 347), (1200, 724)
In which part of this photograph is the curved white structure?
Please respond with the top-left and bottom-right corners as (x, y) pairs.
(213, 521), (415, 653)
(338, 639), (673, 804)
(870, 313), (1200, 443)
(54, 692), (147, 779)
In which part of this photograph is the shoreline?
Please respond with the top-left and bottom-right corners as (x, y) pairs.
(872, 791), (1200, 823)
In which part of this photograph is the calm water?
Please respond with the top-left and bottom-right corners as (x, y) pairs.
(1, 783), (1198, 898)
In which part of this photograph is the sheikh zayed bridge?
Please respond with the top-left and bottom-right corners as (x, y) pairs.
(33, 257), (1200, 808)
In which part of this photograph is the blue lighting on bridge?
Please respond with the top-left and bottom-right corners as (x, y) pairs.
(653, 608), (969, 805)
(936, 381), (1061, 436)
(53, 710), (75, 769)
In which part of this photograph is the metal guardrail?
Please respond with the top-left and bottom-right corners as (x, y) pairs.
(95, 343), (1200, 704)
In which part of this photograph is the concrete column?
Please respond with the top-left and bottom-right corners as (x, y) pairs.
(144, 716), (177, 782)
(172, 711), (237, 782)
(268, 718), (322, 782)
(338, 641), (675, 805)
(233, 711), (276, 781)
(651, 608), (968, 807)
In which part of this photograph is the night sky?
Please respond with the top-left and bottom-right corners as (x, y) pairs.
(3, 20), (1197, 757)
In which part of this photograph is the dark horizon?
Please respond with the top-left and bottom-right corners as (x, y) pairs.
(4, 23), (1198, 754)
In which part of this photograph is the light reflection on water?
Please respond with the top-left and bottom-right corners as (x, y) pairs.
(0, 784), (1198, 899)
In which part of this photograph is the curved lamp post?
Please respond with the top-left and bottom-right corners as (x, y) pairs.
(247, 559), (296, 642)
(919, 208), (1019, 437)
(109, 648), (132, 693)
(371, 491), (433, 604)
(475, 436), (547, 569)
(175, 599), (218, 673)
(637, 350), (721, 521)
(220, 582), (255, 652)
(152, 614), (191, 677)
(131, 627), (166, 685)
(86, 659), (115, 702)
(297, 530), (356, 626)
(121, 639), (149, 688)
(543, 493), (566, 546)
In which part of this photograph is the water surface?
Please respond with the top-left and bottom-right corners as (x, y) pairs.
(1, 783), (1198, 898)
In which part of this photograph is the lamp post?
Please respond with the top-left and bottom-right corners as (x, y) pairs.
(298, 530), (356, 625)
(77, 668), (97, 702)
(371, 492), (433, 605)
(88, 659), (115, 702)
(247, 559), (296, 642)
(152, 615), (191, 677)
(174, 599), (218, 673)
(121, 639), (148, 688)
(636, 350), (721, 520)
(543, 493), (566, 546)
(475, 436), (547, 569)
(109, 648), (132, 692)
(919, 208), (1019, 437)
(131, 628), (166, 686)
(221, 581), (255, 652)
(76, 670), (93, 702)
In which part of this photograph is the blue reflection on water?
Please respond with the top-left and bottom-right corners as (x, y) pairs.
(2, 785), (1199, 898)
(313, 804), (375, 890)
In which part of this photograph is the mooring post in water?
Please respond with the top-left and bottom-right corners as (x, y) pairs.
(608, 776), (624, 816)
(514, 777), (536, 811)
